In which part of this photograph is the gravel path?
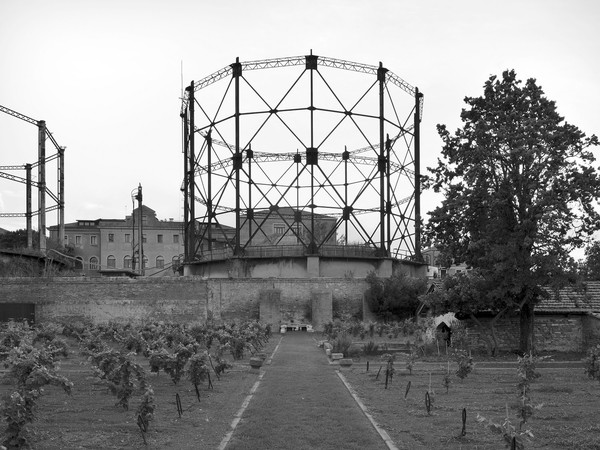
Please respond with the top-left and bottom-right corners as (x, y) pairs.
(224, 332), (390, 450)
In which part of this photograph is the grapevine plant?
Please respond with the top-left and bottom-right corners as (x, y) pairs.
(0, 322), (73, 449)
(0, 319), (271, 448)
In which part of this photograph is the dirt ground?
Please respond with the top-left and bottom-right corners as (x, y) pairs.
(0, 338), (278, 450)
(2, 335), (599, 449)
(340, 361), (600, 449)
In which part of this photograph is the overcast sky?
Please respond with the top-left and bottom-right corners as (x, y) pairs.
(1, 1), (599, 244)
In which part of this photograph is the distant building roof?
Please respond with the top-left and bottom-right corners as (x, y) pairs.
(242, 206), (335, 220)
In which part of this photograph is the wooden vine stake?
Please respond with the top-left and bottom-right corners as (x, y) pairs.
(137, 414), (148, 445)
(461, 408), (467, 436)
(404, 380), (411, 399)
(176, 393), (183, 418)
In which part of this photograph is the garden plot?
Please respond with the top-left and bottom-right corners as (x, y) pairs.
(340, 363), (600, 449)
(0, 320), (274, 449)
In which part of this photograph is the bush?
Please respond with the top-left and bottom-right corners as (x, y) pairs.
(331, 334), (353, 357)
(364, 272), (427, 321)
(362, 341), (379, 356)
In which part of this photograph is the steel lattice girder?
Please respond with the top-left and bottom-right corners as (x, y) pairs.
(181, 53), (422, 261)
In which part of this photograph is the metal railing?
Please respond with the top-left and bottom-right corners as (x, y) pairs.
(195, 244), (388, 262)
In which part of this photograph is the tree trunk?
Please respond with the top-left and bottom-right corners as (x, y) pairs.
(519, 301), (535, 354)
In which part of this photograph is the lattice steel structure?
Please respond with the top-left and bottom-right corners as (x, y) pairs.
(0, 104), (65, 252)
(180, 53), (423, 262)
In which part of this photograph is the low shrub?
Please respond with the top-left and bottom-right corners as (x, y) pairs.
(331, 334), (352, 357)
(362, 341), (379, 356)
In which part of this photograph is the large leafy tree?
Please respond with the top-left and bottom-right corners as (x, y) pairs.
(426, 70), (600, 353)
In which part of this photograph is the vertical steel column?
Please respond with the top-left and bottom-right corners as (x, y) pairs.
(25, 163), (32, 249)
(306, 53), (317, 254)
(414, 88), (423, 260)
(37, 120), (46, 253)
(377, 63), (388, 257)
(343, 146), (349, 245)
(136, 184), (144, 275)
(182, 107), (189, 262)
(248, 144), (253, 246)
(187, 82), (196, 259)
(132, 201), (136, 272)
(206, 130), (212, 252)
(58, 147), (65, 245)
(232, 57), (242, 255)
(386, 134), (391, 253)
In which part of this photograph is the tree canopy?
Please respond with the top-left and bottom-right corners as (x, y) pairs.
(579, 241), (600, 281)
(425, 70), (600, 352)
(364, 271), (427, 321)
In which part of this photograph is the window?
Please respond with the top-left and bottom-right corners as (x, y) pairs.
(172, 255), (180, 265)
(124, 256), (132, 269)
(108, 233), (114, 242)
(125, 234), (131, 243)
(75, 235), (81, 245)
(274, 224), (285, 235)
(143, 256), (148, 269)
(156, 256), (164, 269)
(64, 235), (68, 242)
(157, 234), (163, 243)
(142, 234), (147, 244)
(91, 235), (98, 246)
(173, 234), (179, 244)
(107, 255), (116, 269)
(89, 257), (99, 270)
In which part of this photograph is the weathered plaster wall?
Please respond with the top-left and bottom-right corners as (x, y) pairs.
(185, 256), (418, 279)
(0, 277), (367, 330)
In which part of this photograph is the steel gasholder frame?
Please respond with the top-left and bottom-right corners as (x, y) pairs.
(181, 53), (423, 263)
(0, 104), (65, 252)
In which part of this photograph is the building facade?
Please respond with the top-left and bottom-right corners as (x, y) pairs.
(421, 246), (469, 279)
(239, 207), (337, 248)
(49, 205), (184, 277)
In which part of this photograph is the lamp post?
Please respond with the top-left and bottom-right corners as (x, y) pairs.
(131, 184), (144, 275)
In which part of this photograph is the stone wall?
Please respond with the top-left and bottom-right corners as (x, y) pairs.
(464, 314), (587, 353)
(0, 277), (367, 330)
(583, 315), (600, 349)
